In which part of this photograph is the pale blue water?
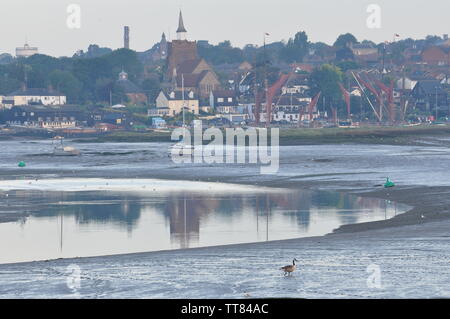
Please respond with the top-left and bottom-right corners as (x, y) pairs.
(0, 179), (407, 264)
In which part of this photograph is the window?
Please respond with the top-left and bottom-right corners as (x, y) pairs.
(228, 98), (233, 102)
(218, 98), (224, 103)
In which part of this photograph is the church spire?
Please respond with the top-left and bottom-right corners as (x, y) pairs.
(176, 10), (187, 40)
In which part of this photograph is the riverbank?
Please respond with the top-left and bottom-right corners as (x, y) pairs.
(5, 124), (445, 146)
(0, 139), (449, 298)
(0, 189), (448, 298)
(0, 176), (449, 298)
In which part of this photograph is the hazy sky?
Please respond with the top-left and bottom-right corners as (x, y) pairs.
(1, 0), (448, 57)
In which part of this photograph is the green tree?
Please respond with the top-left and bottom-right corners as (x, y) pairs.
(334, 33), (358, 48)
(309, 64), (344, 110)
(198, 41), (244, 65)
(281, 31), (309, 63)
(141, 76), (161, 104)
(336, 61), (360, 72)
(49, 70), (82, 103)
(335, 47), (355, 61)
(95, 77), (114, 104)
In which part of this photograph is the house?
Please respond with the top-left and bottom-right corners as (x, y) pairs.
(16, 42), (38, 58)
(175, 64), (220, 99)
(351, 43), (378, 56)
(421, 47), (450, 66)
(272, 96), (316, 124)
(220, 113), (249, 124)
(155, 90), (199, 116)
(116, 71), (148, 105)
(209, 90), (238, 114)
(3, 88), (66, 108)
(3, 106), (84, 128)
(88, 110), (129, 127)
(281, 75), (310, 95)
(349, 43), (379, 64)
(411, 80), (448, 111)
(396, 77), (419, 91)
(151, 117), (167, 128)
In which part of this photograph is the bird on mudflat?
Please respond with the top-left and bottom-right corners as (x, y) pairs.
(280, 258), (299, 276)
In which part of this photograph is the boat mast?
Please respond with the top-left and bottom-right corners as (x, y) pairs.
(182, 74), (185, 128)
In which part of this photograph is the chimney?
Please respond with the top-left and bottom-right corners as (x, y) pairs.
(124, 26), (130, 49)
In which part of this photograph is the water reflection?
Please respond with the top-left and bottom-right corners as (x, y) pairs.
(0, 188), (408, 264)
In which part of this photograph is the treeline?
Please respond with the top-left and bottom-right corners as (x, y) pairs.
(0, 49), (160, 105)
(0, 31), (445, 108)
(198, 32), (446, 66)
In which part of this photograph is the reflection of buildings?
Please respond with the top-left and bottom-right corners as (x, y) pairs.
(4, 187), (402, 254)
(167, 196), (200, 248)
(164, 191), (315, 247)
(166, 194), (223, 248)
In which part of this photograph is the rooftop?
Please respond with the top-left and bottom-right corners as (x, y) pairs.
(8, 88), (64, 96)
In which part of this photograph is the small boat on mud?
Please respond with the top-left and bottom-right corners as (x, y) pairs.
(169, 139), (195, 157)
(52, 136), (81, 156)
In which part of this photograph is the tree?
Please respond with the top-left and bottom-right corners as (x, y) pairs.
(74, 44), (112, 58)
(95, 77), (114, 104)
(334, 33), (358, 49)
(281, 31), (309, 63)
(49, 70), (82, 103)
(335, 47), (355, 61)
(309, 64), (344, 110)
(336, 61), (360, 72)
(198, 41), (244, 65)
(310, 42), (332, 59)
(141, 76), (161, 104)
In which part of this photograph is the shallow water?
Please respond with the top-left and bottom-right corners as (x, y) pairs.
(2, 138), (450, 187)
(0, 178), (408, 264)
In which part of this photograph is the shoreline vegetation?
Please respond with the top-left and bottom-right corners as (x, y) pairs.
(66, 124), (450, 145)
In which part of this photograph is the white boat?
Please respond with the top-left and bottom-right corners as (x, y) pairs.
(170, 139), (195, 157)
(52, 137), (81, 156)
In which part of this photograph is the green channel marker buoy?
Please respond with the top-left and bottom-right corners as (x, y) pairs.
(384, 177), (395, 188)
(18, 161), (26, 168)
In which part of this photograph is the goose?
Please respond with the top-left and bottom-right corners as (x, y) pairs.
(281, 258), (299, 276)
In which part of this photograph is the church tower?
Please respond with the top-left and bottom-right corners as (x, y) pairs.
(166, 10), (198, 80)
(176, 11), (187, 40)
